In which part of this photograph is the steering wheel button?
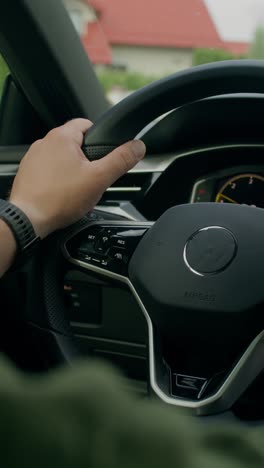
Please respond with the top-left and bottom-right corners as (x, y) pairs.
(95, 234), (110, 254)
(78, 245), (90, 254)
(111, 235), (128, 249)
(109, 247), (127, 262)
(116, 238), (127, 247)
(114, 251), (124, 261)
(91, 256), (102, 264)
(111, 229), (147, 252)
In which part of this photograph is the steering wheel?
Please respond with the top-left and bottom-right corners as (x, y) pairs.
(30, 60), (264, 416)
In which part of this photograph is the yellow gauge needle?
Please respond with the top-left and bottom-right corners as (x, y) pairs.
(216, 193), (238, 204)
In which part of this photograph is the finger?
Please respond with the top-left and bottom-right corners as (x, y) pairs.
(63, 118), (93, 133)
(92, 140), (146, 188)
(60, 119), (93, 145)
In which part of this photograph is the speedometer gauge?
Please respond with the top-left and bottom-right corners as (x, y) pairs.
(215, 174), (264, 208)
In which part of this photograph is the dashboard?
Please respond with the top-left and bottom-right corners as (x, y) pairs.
(129, 145), (264, 221)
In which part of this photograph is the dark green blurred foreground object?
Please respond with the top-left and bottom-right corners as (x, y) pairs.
(0, 356), (263, 468)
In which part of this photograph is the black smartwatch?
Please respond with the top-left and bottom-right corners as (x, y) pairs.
(0, 199), (40, 269)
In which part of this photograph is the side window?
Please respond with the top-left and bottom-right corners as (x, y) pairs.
(0, 55), (9, 99)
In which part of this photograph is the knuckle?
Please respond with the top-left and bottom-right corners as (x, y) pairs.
(47, 128), (57, 138)
(47, 127), (68, 144)
(48, 127), (64, 139)
(30, 139), (42, 149)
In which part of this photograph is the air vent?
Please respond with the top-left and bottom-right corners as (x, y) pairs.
(100, 172), (158, 204)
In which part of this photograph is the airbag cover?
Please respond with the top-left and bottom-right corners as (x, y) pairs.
(129, 203), (264, 341)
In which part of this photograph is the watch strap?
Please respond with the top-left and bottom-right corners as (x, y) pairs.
(0, 199), (40, 265)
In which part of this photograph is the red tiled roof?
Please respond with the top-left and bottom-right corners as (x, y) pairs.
(84, 0), (248, 62)
(222, 41), (248, 55)
(82, 21), (111, 64)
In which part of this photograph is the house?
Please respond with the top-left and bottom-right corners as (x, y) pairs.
(64, 0), (249, 76)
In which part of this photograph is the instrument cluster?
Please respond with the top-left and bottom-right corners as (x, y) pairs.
(191, 166), (264, 209)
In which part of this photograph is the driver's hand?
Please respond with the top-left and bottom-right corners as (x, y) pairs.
(9, 119), (146, 238)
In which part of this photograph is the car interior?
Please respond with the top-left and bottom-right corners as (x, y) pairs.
(0, 0), (264, 426)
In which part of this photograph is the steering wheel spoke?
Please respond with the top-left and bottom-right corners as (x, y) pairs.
(60, 203), (264, 415)
(62, 219), (152, 281)
(148, 327), (264, 415)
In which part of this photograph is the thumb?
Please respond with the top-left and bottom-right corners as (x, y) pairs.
(91, 140), (146, 188)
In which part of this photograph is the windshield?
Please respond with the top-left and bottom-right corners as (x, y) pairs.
(64, 0), (263, 105)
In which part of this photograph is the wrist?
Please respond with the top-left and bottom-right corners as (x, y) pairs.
(9, 199), (50, 239)
(0, 218), (17, 252)
(0, 199), (41, 273)
(0, 219), (17, 276)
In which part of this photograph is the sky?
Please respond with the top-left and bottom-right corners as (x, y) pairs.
(205, 0), (264, 42)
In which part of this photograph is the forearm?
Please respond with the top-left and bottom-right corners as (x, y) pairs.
(0, 220), (17, 277)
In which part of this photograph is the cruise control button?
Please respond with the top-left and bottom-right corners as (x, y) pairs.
(111, 236), (128, 248)
(76, 238), (98, 257)
(109, 247), (128, 263)
(111, 229), (147, 251)
(107, 248), (128, 275)
(77, 245), (91, 255)
(91, 257), (102, 265)
(87, 233), (96, 241)
(78, 228), (105, 255)
(95, 232), (111, 254)
(114, 251), (125, 261)
(82, 253), (109, 268)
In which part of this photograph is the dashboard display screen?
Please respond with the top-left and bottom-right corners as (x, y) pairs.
(191, 171), (264, 208)
(215, 174), (264, 208)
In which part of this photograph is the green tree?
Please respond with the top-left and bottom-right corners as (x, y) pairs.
(0, 55), (9, 95)
(193, 48), (237, 66)
(249, 26), (264, 59)
(96, 69), (157, 93)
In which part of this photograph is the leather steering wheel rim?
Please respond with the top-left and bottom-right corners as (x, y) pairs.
(84, 60), (264, 160)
